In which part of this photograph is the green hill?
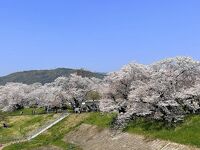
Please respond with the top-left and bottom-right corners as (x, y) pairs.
(0, 68), (105, 85)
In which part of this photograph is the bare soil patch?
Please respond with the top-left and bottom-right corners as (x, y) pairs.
(64, 124), (199, 150)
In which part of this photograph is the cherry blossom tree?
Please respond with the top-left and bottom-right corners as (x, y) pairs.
(104, 63), (150, 101)
(101, 57), (200, 128)
(52, 74), (101, 109)
(0, 83), (30, 111)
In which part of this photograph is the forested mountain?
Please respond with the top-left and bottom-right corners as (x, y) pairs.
(0, 68), (105, 85)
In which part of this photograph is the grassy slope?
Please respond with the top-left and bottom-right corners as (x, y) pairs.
(4, 112), (200, 149)
(0, 113), (56, 144)
(124, 115), (200, 148)
(83, 112), (117, 128)
(3, 113), (116, 150)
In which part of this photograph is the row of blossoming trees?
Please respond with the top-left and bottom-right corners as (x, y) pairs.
(0, 74), (102, 112)
(1, 56), (200, 127)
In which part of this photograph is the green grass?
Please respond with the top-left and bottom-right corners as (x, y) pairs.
(4, 108), (46, 116)
(5, 111), (200, 149)
(0, 113), (56, 144)
(0, 108), (64, 144)
(124, 115), (200, 148)
(3, 112), (116, 150)
(3, 114), (90, 150)
(83, 112), (117, 128)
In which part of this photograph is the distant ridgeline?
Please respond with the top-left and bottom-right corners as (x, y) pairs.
(0, 68), (106, 85)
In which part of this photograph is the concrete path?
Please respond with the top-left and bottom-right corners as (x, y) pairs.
(0, 113), (69, 150)
(27, 113), (69, 140)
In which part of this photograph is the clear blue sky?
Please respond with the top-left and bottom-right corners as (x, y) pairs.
(0, 0), (200, 76)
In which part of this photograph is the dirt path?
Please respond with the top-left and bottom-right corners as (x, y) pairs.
(64, 124), (199, 150)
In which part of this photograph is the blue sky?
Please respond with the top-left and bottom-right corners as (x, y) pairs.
(0, 0), (200, 76)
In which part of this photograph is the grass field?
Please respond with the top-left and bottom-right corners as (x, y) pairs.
(4, 108), (46, 116)
(3, 114), (88, 150)
(0, 113), (58, 144)
(3, 111), (200, 149)
(83, 112), (117, 128)
(124, 115), (200, 148)
(3, 112), (116, 150)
